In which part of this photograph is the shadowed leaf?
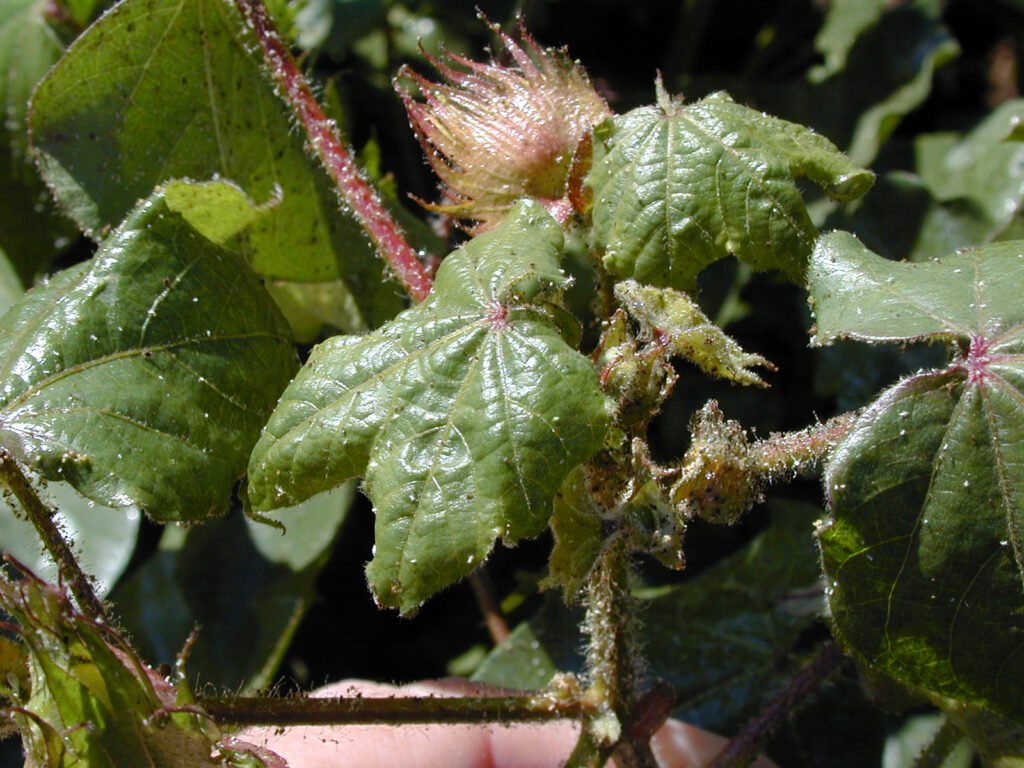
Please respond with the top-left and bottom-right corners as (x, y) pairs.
(812, 235), (1024, 729)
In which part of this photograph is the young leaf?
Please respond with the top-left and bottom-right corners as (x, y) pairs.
(29, 0), (401, 325)
(614, 279), (773, 387)
(0, 564), (285, 767)
(249, 201), (610, 613)
(588, 90), (873, 291)
(545, 468), (604, 600)
(811, 234), (1024, 724)
(0, 182), (297, 522)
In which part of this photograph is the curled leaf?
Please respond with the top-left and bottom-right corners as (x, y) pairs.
(614, 279), (774, 387)
(588, 90), (873, 290)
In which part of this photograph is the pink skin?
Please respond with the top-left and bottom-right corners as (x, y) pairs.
(244, 680), (778, 768)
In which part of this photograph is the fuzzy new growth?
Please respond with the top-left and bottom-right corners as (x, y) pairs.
(396, 20), (611, 232)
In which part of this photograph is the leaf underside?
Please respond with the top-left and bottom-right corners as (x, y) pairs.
(0, 182), (297, 522)
(587, 91), (873, 291)
(249, 201), (609, 613)
(812, 234), (1024, 725)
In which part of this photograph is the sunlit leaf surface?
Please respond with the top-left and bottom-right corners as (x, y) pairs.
(249, 202), (609, 612)
(0, 182), (297, 521)
(588, 91), (872, 291)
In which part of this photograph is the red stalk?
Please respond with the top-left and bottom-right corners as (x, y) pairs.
(232, 0), (434, 303)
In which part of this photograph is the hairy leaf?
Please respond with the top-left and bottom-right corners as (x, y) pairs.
(0, 182), (297, 522)
(812, 235), (1024, 724)
(545, 468), (603, 600)
(29, 0), (401, 325)
(0, 0), (76, 277)
(810, 232), (1024, 345)
(0, 564), (285, 767)
(249, 201), (609, 613)
(614, 279), (773, 386)
(588, 91), (872, 291)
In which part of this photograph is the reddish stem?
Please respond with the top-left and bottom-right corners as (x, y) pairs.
(708, 642), (844, 768)
(233, 0), (434, 303)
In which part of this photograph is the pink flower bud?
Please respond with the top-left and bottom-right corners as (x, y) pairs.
(396, 20), (611, 233)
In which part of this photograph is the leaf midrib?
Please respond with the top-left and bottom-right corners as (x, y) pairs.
(0, 330), (283, 414)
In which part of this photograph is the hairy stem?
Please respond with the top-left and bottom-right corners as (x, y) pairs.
(708, 641), (844, 768)
(0, 449), (107, 623)
(575, 538), (657, 768)
(232, 0), (434, 302)
(750, 411), (860, 482)
(200, 692), (592, 726)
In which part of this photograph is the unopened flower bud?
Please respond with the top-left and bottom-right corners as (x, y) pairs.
(396, 20), (611, 232)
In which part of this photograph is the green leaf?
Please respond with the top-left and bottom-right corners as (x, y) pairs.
(912, 101), (1024, 252)
(813, 237), (1024, 724)
(821, 370), (1024, 724)
(0, 244), (24, 317)
(29, 0), (402, 326)
(642, 502), (825, 732)
(834, 103), (1024, 265)
(112, 487), (352, 691)
(0, 182), (297, 521)
(809, 232), (1024, 345)
(810, 0), (887, 81)
(0, 564), (284, 767)
(614, 279), (773, 386)
(0, 480), (140, 596)
(471, 618), (563, 691)
(249, 201), (610, 613)
(0, 0), (76, 279)
(588, 91), (872, 291)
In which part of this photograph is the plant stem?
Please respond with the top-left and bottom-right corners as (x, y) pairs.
(911, 717), (966, 768)
(0, 449), (108, 624)
(577, 538), (658, 768)
(232, 0), (434, 303)
(200, 692), (592, 726)
(750, 411), (860, 482)
(468, 569), (510, 644)
(708, 641), (844, 768)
